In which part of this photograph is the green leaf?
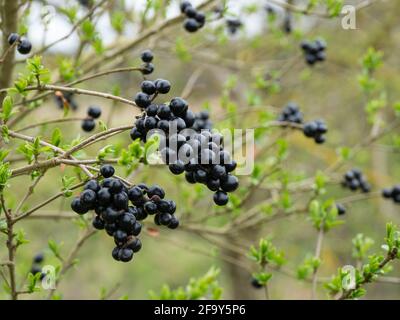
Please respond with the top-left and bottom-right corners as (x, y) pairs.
(98, 120), (107, 131)
(15, 229), (29, 247)
(0, 162), (12, 192)
(27, 272), (42, 293)
(48, 239), (62, 259)
(51, 128), (62, 147)
(1, 95), (14, 122)
(110, 11), (125, 33)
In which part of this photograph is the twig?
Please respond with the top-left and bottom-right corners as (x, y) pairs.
(47, 228), (97, 299)
(12, 181), (86, 223)
(32, 0), (107, 56)
(311, 227), (324, 300)
(24, 84), (138, 109)
(15, 172), (45, 214)
(15, 117), (86, 132)
(1, 195), (17, 300)
(338, 248), (399, 300)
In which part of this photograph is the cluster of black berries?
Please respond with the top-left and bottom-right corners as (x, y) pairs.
(81, 106), (102, 132)
(336, 203), (346, 215)
(140, 50), (155, 75)
(277, 102), (303, 124)
(30, 253), (46, 280)
(300, 39), (326, 66)
(70, 165), (178, 262)
(134, 79), (171, 110)
(130, 95), (238, 205)
(8, 33), (32, 55)
(180, 1), (206, 33)
(382, 185), (400, 204)
(226, 18), (243, 35)
(342, 169), (371, 193)
(193, 110), (213, 131)
(302, 120), (328, 144)
(54, 91), (78, 110)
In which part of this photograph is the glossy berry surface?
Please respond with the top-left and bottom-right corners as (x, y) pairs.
(100, 165), (115, 178)
(141, 49), (154, 63)
(341, 169), (371, 194)
(70, 168), (179, 263)
(81, 119), (96, 132)
(87, 106), (102, 119)
(8, 33), (19, 45)
(17, 38), (32, 54)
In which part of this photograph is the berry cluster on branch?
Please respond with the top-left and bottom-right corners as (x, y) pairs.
(180, 1), (206, 33)
(382, 185), (400, 204)
(277, 102), (303, 124)
(7, 33), (32, 55)
(70, 165), (178, 262)
(341, 169), (371, 193)
(300, 39), (327, 66)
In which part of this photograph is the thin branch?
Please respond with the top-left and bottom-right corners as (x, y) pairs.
(338, 248), (399, 300)
(311, 227), (324, 300)
(12, 181), (86, 223)
(81, 0), (218, 72)
(1, 194), (17, 300)
(32, 0), (107, 56)
(15, 117), (85, 132)
(24, 84), (138, 109)
(47, 228), (97, 299)
(15, 171), (45, 214)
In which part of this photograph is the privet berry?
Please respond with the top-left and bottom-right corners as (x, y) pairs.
(17, 38), (32, 55)
(54, 91), (78, 110)
(70, 165), (179, 262)
(8, 33), (19, 45)
(193, 110), (213, 131)
(140, 49), (154, 75)
(81, 118), (96, 132)
(341, 169), (371, 193)
(336, 203), (346, 215)
(226, 18), (243, 35)
(277, 102), (303, 124)
(129, 77), (239, 206)
(381, 185), (400, 204)
(30, 253), (46, 280)
(180, 1), (206, 33)
(251, 277), (263, 289)
(7, 32), (32, 54)
(87, 106), (102, 119)
(303, 120), (328, 144)
(300, 39), (326, 66)
(81, 106), (102, 132)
